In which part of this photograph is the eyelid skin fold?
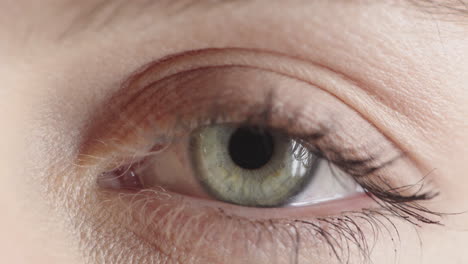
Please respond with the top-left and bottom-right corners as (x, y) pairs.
(79, 48), (384, 165)
(76, 48), (443, 264)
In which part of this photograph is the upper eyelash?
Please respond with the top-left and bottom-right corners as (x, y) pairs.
(360, 175), (442, 226)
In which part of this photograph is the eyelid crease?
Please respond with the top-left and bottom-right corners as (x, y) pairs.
(84, 48), (371, 146)
(80, 62), (383, 166)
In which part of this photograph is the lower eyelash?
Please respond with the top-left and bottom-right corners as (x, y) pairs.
(290, 210), (392, 264)
(97, 160), (443, 263)
(218, 202), (441, 264)
(95, 183), (440, 264)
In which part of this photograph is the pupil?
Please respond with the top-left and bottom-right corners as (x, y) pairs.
(228, 126), (275, 170)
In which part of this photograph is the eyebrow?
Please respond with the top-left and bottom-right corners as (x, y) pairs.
(410, 0), (468, 17)
(61, 0), (241, 34)
(60, 0), (468, 39)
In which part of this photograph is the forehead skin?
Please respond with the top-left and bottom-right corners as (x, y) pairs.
(0, 0), (467, 264)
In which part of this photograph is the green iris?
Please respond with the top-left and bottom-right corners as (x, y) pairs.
(190, 125), (319, 207)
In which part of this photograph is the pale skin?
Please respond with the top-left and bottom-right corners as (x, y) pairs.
(1, 0), (468, 263)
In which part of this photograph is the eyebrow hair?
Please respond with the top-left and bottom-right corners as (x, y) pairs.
(60, 0), (468, 39)
(410, 0), (468, 17)
(60, 0), (241, 36)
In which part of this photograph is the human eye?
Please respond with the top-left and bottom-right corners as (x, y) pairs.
(81, 49), (442, 263)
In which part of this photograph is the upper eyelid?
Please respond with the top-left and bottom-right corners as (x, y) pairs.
(114, 48), (364, 115)
(79, 49), (362, 151)
(104, 48), (394, 141)
(78, 49), (403, 161)
(78, 48), (434, 186)
(83, 61), (401, 176)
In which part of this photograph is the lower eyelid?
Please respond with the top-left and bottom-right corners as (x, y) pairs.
(93, 186), (376, 262)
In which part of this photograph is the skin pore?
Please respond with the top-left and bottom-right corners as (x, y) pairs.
(0, 0), (467, 263)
